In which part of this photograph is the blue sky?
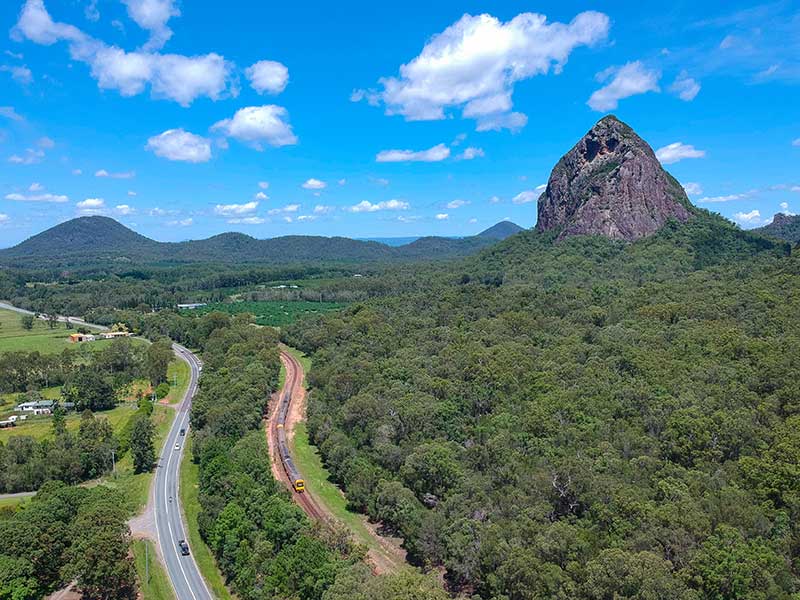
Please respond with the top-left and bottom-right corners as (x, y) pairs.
(0, 0), (798, 246)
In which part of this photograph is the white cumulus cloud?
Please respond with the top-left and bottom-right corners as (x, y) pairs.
(655, 142), (706, 164)
(348, 199), (409, 213)
(733, 209), (762, 226)
(670, 71), (701, 101)
(146, 128), (211, 163)
(588, 61), (660, 112)
(214, 201), (258, 216)
(356, 10), (609, 130)
(8, 149), (45, 165)
(267, 203), (300, 215)
(0, 213), (9, 224)
(447, 199), (470, 209)
(435, 213), (449, 220)
(95, 168), (135, 178)
(0, 65), (33, 85)
(246, 60), (289, 95)
(512, 190), (539, 204)
(376, 143), (450, 163)
(5, 191), (67, 202)
(301, 178), (326, 190)
(115, 204), (135, 215)
(13, 0), (234, 106)
(212, 105), (297, 149)
(458, 147), (485, 160)
(228, 216), (265, 225)
(682, 182), (703, 196)
(121, 0), (179, 50)
(313, 205), (334, 214)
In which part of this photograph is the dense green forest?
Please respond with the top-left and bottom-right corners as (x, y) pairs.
(187, 313), (444, 599)
(285, 213), (800, 599)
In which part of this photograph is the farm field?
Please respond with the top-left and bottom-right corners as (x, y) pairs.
(179, 300), (343, 327)
(0, 307), (112, 354)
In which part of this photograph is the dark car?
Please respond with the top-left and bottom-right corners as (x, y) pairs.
(178, 540), (190, 556)
(180, 428), (186, 436)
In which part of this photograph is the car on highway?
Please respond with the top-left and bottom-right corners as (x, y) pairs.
(174, 442), (180, 450)
(180, 428), (186, 436)
(178, 540), (190, 556)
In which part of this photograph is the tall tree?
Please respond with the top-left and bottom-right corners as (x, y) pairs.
(20, 314), (34, 330)
(130, 415), (155, 474)
(145, 339), (173, 386)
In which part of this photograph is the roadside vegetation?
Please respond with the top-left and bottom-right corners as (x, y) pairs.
(132, 539), (175, 600)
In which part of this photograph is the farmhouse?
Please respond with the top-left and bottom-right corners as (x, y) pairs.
(0, 419), (15, 429)
(100, 331), (132, 340)
(16, 399), (55, 412)
(69, 332), (96, 343)
(177, 303), (207, 310)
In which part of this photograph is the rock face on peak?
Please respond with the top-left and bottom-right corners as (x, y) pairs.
(753, 213), (800, 244)
(536, 115), (693, 241)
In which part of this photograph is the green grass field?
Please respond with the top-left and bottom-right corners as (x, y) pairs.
(179, 436), (234, 600)
(0, 495), (32, 509)
(133, 539), (175, 600)
(0, 308), (111, 354)
(180, 300), (343, 328)
(0, 402), (138, 443)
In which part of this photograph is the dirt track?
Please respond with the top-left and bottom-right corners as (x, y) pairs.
(266, 347), (406, 573)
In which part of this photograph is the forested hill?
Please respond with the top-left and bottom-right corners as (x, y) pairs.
(0, 216), (520, 266)
(285, 211), (798, 599)
(753, 212), (800, 244)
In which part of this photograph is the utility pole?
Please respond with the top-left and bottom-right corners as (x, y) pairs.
(111, 449), (116, 478)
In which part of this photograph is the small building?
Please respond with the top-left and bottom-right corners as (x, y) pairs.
(69, 332), (96, 343)
(99, 331), (132, 340)
(177, 303), (207, 310)
(16, 400), (55, 412)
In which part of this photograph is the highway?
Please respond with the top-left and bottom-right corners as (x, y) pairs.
(154, 342), (213, 600)
(0, 301), (212, 598)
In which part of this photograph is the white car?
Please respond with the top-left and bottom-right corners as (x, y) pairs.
(174, 442), (180, 451)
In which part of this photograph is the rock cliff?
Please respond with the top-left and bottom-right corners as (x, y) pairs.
(536, 115), (693, 241)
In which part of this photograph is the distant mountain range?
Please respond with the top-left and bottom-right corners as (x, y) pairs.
(0, 216), (526, 267)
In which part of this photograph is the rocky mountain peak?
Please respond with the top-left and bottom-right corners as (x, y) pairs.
(536, 115), (693, 241)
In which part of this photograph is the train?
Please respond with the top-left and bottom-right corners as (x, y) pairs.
(275, 389), (305, 493)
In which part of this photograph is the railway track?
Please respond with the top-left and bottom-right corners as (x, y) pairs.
(266, 348), (326, 521)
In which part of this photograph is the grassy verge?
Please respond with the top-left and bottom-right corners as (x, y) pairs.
(110, 403), (174, 514)
(0, 495), (31, 509)
(291, 422), (383, 553)
(133, 539), (175, 600)
(164, 359), (190, 404)
(179, 436), (234, 600)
